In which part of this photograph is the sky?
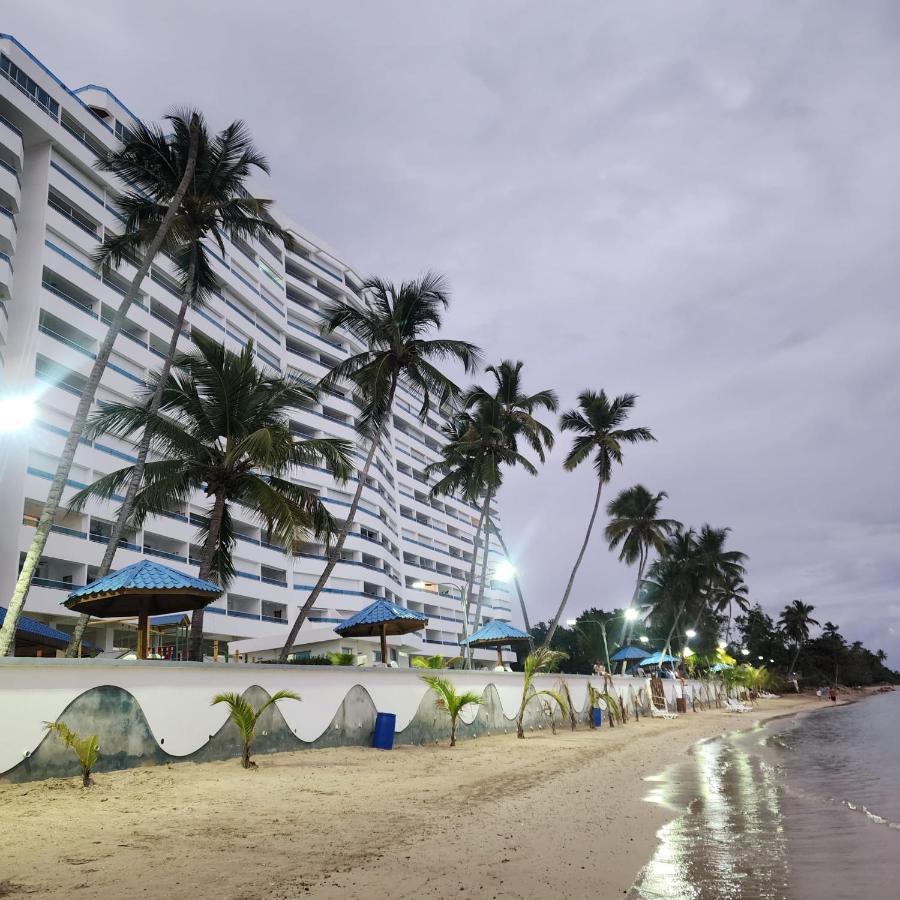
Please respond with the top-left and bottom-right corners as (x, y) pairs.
(7, 1), (900, 661)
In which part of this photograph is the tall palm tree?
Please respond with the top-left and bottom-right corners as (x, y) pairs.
(0, 113), (202, 656)
(66, 116), (286, 656)
(543, 391), (654, 647)
(278, 274), (481, 662)
(69, 335), (353, 660)
(604, 485), (679, 610)
(779, 600), (820, 676)
(460, 361), (556, 635)
(709, 571), (750, 644)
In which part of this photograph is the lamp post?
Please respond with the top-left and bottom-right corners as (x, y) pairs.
(566, 608), (640, 673)
(412, 579), (471, 665)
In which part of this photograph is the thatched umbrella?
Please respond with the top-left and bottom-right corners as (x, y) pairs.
(64, 560), (221, 659)
(461, 620), (531, 667)
(334, 599), (428, 665)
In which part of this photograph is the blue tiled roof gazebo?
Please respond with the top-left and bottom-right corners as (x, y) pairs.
(0, 606), (97, 657)
(64, 560), (221, 659)
(334, 599), (427, 666)
(461, 620), (532, 667)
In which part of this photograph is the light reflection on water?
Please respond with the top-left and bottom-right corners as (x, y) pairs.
(629, 723), (791, 900)
(630, 693), (900, 899)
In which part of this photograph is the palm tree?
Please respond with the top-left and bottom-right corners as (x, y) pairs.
(604, 485), (679, 611)
(455, 361), (556, 637)
(0, 113), (202, 656)
(43, 722), (100, 788)
(779, 600), (820, 676)
(411, 655), (448, 669)
(543, 391), (655, 647)
(69, 335), (353, 660)
(515, 648), (569, 738)
(709, 571), (750, 644)
(66, 116), (286, 656)
(278, 273), (481, 662)
(212, 689), (300, 768)
(419, 675), (483, 746)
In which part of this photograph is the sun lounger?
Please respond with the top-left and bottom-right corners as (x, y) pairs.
(724, 698), (753, 712)
(650, 704), (678, 719)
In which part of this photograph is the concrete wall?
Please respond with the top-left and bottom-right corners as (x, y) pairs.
(0, 659), (714, 783)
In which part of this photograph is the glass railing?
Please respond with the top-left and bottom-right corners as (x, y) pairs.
(143, 546), (187, 563)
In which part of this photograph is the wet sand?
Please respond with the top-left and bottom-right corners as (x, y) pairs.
(0, 697), (821, 900)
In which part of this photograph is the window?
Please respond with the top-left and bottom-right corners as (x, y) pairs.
(114, 120), (135, 144)
(0, 54), (59, 118)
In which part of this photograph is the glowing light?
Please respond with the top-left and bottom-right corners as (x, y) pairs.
(0, 394), (36, 433)
(685, 629), (697, 639)
(493, 560), (516, 582)
(640, 635), (650, 644)
(682, 646), (694, 657)
(565, 618), (578, 627)
(624, 608), (639, 622)
(758, 655), (764, 661)
(412, 580), (431, 590)
(718, 640), (727, 650)
(741, 647), (750, 656)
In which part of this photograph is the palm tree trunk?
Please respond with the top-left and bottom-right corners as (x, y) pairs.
(490, 520), (532, 636)
(189, 488), (227, 661)
(662, 600), (686, 666)
(279, 393), (394, 663)
(620, 550), (647, 673)
(470, 488), (494, 634)
(789, 643), (801, 676)
(65, 262), (196, 657)
(450, 715), (457, 748)
(0, 117), (201, 657)
(543, 480), (604, 648)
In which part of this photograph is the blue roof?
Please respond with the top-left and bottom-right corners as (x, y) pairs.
(461, 620), (531, 645)
(0, 606), (96, 650)
(640, 651), (679, 665)
(610, 645), (651, 661)
(334, 599), (427, 634)
(66, 560), (221, 602)
(150, 613), (190, 626)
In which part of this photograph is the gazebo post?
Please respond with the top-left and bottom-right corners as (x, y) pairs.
(496, 646), (503, 667)
(137, 611), (148, 660)
(380, 624), (388, 666)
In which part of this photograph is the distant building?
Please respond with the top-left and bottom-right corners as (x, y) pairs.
(0, 34), (511, 663)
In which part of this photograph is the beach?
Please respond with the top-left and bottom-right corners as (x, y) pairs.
(0, 695), (826, 899)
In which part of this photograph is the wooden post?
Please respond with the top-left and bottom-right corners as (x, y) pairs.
(137, 612), (148, 660)
(380, 624), (388, 665)
(496, 645), (504, 667)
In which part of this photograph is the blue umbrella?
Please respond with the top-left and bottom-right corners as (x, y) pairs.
(461, 620), (531, 666)
(335, 599), (428, 664)
(610, 645), (650, 662)
(640, 651), (679, 666)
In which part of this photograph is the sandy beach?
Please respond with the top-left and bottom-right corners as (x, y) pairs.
(0, 696), (826, 900)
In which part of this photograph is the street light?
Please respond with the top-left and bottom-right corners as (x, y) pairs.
(0, 393), (36, 434)
(639, 634), (650, 644)
(685, 629), (697, 639)
(741, 647), (749, 657)
(493, 560), (516, 583)
(717, 640), (727, 650)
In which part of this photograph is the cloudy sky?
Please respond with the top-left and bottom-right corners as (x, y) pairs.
(8, 1), (900, 660)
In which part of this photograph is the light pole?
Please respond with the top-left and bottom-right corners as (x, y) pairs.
(567, 608), (640, 673)
(412, 580), (471, 665)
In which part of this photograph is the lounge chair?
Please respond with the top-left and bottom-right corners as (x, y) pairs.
(724, 698), (753, 713)
(650, 703), (678, 720)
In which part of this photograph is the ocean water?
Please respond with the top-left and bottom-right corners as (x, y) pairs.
(629, 690), (900, 899)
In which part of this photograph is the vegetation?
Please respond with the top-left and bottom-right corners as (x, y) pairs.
(69, 336), (352, 660)
(515, 649), (569, 738)
(411, 655), (448, 669)
(0, 113), (203, 656)
(212, 689), (300, 768)
(279, 274), (481, 661)
(43, 722), (100, 787)
(543, 391), (655, 647)
(420, 675), (483, 746)
(326, 652), (357, 666)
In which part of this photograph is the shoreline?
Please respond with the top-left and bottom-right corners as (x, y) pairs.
(0, 695), (850, 899)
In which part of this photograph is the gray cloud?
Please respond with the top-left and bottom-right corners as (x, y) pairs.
(8, 0), (900, 661)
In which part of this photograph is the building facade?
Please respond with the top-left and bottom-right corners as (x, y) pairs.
(0, 34), (511, 664)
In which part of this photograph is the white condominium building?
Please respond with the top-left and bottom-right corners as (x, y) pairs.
(0, 34), (511, 664)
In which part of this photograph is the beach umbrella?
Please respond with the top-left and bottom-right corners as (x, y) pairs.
(64, 560), (222, 659)
(710, 662), (733, 672)
(639, 651), (679, 666)
(334, 599), (428, 665)
(461, 619), (531, 667)
(610, 645), (650, 662)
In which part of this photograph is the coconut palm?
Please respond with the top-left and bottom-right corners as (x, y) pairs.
(212, 689), (300, 768)
(419, 675), (483, 746)
(604, 485), (679, 611)
(65, 116), (286, 656)
(779, 600), (820, 676)
(68, 334), (353, 660)
(0, 113), (202, 656)
(411, 655), (448, 669)
(709, 572), (750, 644)
(543, 391), (655, 647)
(515, 648), (569, 738)
(278, 273), (481, 661)
(43, 722), (100, 787)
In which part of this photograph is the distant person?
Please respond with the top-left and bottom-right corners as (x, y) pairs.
(829, 687), (837, 703)
(592, 661), (606, 676)
(791, 676), (799, 693)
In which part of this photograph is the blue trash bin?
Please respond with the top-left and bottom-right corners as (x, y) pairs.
(373, 712), (396, 750)
(592, 708), (602, 727)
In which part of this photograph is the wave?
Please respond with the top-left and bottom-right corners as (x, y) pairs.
(841, 799), (900, 830)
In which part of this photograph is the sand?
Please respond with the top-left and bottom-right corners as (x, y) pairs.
(0, 696), (825, 900)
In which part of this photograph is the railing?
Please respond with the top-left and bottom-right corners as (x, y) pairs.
(261, 576), (288, 587)
(48, 161), (103, 206)
(38, 323), (94, 357)
(45, 239), (99, 280)
(261, 614), (288, 625)
(0, 112), (23, 137)
(49, 523), (87, 539)
(89, 534), (141, 552)
(42, 279), (97, 318)
(33, 577), (81, 591)
(143, 546), (187, 563)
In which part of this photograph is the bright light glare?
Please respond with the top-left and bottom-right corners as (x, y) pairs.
(639, 635), (650, 644)
(0, 394), (36, 433)
(682, 646), (694, 657)
(685, 629), (697, 639)
(412, 580), (429, 590)
(493, 560), (516, 582)
(565, 619), (578, 627)
(718, 640), (727, 650)
(624, 608), (639, 622)
(741, 647), (750, 656)
(758, 655), (764, 661)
